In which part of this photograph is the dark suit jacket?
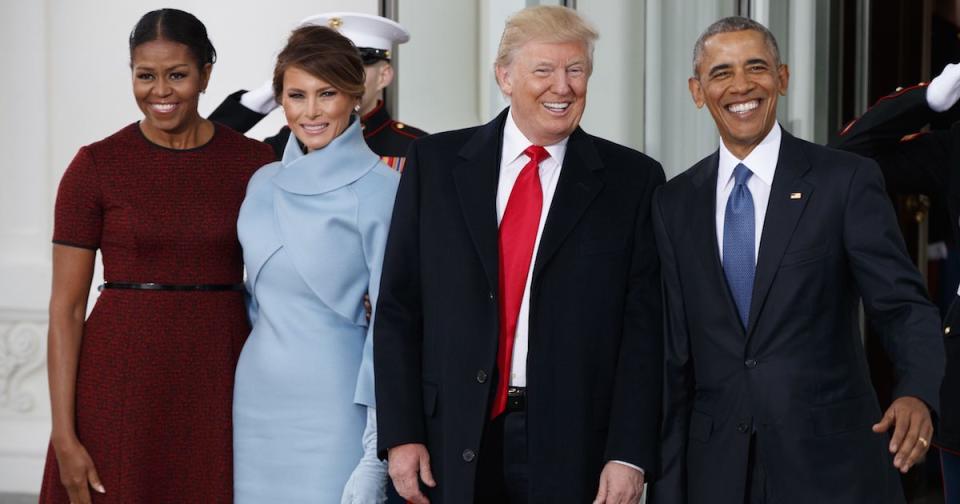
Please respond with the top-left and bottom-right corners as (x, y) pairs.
(209, 90), (426, 162)
(374, 108), (665, 503)
(834, 86), (960, 453)
(651, 132), (944, 504)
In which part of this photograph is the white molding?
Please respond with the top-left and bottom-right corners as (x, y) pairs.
(0, 310), (49, 494)
(0, 310), (48, 419)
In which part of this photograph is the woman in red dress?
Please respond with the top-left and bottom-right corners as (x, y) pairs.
(38, 9), (273, 504)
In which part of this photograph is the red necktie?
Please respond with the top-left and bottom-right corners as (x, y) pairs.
(490, 145), (549, 419)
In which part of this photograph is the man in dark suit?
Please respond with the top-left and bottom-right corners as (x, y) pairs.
(651, 17), (944, 504)
(374, 5), (664, 504)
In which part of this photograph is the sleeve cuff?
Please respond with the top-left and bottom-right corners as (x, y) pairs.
(611, 460), (644, 474)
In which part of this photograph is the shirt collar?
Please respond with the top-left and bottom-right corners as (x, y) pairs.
(718, 122), (781, 188)
(502, 108), (569, 166)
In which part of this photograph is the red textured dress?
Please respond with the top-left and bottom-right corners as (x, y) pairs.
(39, 122), (274, 503)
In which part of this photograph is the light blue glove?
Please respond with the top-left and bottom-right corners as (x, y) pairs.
(341, 407), (388, 504)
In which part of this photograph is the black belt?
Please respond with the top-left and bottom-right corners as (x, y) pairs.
(98, 282), (245, 292)
(506, 386), (526, 413)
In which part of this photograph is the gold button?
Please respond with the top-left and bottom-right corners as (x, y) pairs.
(946, 326), (952, 335)
(395, 122), (405, 129)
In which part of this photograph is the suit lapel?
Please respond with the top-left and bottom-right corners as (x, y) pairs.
(746, 133), (814, 337)
(452, 110), (508, 292)
(691, 152), (746, 336)
(532, 128), (603, 280)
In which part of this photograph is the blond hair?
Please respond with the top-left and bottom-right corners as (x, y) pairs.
(495, 5), (599, 71)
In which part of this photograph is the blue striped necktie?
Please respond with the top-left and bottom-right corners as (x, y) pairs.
(723, 163), (755, 329)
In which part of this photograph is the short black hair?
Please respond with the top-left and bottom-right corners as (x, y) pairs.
(692, 16), (780, 78)
(129, 8), (216, 67)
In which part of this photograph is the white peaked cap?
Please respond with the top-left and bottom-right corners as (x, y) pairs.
(298, 12), (410, 52)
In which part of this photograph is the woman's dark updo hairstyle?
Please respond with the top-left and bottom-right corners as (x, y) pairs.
(129, 9), (217, 67)
(273, 26), (365, 102)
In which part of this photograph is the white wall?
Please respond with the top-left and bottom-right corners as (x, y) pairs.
(0, 0), (375, 494)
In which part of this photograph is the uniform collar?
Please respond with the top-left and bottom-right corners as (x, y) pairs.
(361, 100), (391, 134)
(272, 116), (381, 195)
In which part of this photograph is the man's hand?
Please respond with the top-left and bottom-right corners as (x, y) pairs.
(872, 396), (933, 473)
(593, 461), (644, 504)
(387, 443), (436, 504)
(927, 62), (960, 112)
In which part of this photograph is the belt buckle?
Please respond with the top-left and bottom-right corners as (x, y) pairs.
(505, 387), (525, 413)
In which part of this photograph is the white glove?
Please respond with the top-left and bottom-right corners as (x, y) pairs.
(341, 407), (388, 504)
(239, 79), (279, 115)
(927, 62), (960, 112)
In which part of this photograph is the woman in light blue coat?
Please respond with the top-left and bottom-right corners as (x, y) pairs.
(233, 26), (399, 504)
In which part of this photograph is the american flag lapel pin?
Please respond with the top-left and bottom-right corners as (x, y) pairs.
(790, 192), (802, 200)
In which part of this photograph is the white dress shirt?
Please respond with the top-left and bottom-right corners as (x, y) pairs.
(716, 123), (782, 261)
(496, 109), (566, 388)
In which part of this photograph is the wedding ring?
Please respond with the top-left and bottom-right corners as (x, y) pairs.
(918, 436), (929, 448)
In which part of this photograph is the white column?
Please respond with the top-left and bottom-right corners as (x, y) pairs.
(645, 0), (735, 179)
(479, 0), (526, 121)
(576, 0), (646, 150)
(397, 0), (485, 131)
(786, 0), (817, 141)
(0, 0), (53, 491)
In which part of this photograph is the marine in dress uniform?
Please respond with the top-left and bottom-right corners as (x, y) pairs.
(209, 12), (426, 168)
(833, 62), (960, 503)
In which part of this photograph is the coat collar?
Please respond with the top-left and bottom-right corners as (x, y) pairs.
(451, 107), (604, 291)
(686, 131), (815, 340)
(532, 122), (604, 279)
(451, 109), (508, 291)
(688, 151), (744, 334)
(746, 131), (814, 338)
(272, 117), (381, 195)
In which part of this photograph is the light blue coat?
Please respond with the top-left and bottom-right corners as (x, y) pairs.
(233, 118), (399, 503)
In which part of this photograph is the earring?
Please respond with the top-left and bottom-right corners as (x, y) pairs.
(354, 104), (361, 112)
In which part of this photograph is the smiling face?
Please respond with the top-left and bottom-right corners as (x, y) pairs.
(689, 29), (789, 159)
(131, 39), (210, 137)
(496, 40), (589, 146)
(281, 66), (358, 152)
